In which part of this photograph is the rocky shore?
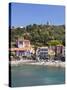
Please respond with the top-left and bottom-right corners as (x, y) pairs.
(10, 59), (65, 68)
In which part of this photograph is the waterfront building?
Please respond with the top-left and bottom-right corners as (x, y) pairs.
(10, 38), (35, 60)
(36, 47), (48, 61)
(62, 46), (65, 57)
(16, 38), (31, 48)
(48, 45), (65, 61)
(49, 45), (65, 55)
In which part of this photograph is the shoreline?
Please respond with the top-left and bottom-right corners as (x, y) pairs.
(10, 60), (65, 68)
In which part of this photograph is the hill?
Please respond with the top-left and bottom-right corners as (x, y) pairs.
(10, 24), (65, 48)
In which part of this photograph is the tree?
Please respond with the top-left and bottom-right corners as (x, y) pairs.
(11, 24), (65, 47)
(47, 40), (62, 46)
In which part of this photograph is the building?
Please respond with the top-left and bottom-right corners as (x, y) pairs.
(16, 38), (31, 48)
(62, 46), (65, 57)
(36, 47), (48, 61)
(48, 45), (65, 55)
(10, 38), (35, 59)
(48, 45), (65, 61)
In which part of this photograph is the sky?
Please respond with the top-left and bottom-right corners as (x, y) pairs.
(10, 3), (65, 27)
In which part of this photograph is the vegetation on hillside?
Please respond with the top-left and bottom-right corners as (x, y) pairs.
(10, 23), (65, 48)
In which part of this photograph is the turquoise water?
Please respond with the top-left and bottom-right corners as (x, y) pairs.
(11, 64), (65, 87)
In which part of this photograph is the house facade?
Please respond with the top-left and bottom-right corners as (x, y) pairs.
(48, 45), (65, 56)
(36, 47), (48, 61)
(10, 38), (65, 61)
(10, 38), (35, 59)
(36, 45), (65, 61)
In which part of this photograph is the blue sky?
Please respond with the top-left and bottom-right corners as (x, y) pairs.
(10, 3), (65, 27)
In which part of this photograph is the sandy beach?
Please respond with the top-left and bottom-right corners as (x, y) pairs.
(10, 59), (65, 68)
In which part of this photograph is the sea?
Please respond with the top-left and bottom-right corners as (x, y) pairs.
(11, 64), (65, 87)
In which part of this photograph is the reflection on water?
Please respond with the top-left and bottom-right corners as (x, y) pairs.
(11, 65), (65, 87)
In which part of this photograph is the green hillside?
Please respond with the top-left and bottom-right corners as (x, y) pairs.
(10, 24), (65, 48)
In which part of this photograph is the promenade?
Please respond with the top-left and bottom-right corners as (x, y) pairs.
(10, 59), (65, 68)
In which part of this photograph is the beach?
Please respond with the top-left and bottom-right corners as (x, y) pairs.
(10, 59), (65, 68)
